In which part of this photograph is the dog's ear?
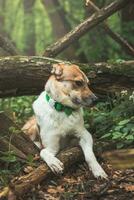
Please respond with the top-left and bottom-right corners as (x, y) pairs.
(51, 63), (64, 80)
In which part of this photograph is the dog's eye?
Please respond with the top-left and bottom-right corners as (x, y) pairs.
(75, 81), (84, 87)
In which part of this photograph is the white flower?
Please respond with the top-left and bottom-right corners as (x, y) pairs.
(121, 90), (128, 96)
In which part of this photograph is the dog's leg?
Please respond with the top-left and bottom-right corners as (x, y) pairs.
(40, 132), (64, 174)
(78, 128), (108, 179)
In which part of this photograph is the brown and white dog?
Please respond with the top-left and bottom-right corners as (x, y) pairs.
(22, 63), (107, 179)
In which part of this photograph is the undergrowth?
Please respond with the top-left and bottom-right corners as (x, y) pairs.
(0, 91), (134, 186)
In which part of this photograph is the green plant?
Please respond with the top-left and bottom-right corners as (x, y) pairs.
(84, 91), (134, 149)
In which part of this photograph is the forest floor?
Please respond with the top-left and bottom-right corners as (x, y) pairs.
(20, 161), (134, 200)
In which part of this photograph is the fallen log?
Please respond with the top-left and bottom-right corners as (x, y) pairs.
(43, 0), (133, 57)
(0, 147), (83, 198)
(0, 112), (39, 158)
(0, 134), (132, 198)
(0, 56), (134, 98)
(102, 148), (134, 169)
(10, 147), (84, 197)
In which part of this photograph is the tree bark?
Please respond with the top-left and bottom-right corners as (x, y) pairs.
(43, 0), (133, 57)
(0, 112), (39, 157)
(0, 56), (134, 98)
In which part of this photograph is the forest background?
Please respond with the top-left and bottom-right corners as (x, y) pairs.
(0, 0), (134, 189)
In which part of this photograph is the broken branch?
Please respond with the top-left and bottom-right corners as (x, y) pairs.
(43, 0), (132, 57)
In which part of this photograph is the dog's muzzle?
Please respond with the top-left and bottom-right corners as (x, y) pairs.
(83, 94), (98, 106)
(72, 94), (98, 107)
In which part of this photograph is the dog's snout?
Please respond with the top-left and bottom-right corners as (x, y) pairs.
(82, 94), (98, 106)
(91, 94), (98, 102)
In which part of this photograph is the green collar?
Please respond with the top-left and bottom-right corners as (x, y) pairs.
(46, 93), (75, 116)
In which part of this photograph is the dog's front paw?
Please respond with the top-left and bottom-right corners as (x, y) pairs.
(47, 157), (64, 174)
(91, 164), (108, 179)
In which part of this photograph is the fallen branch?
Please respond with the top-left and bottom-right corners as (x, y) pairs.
(1, 140), (117, 198)
(102, 148), (134, 169)
(0, 56), (134, 98)
(9, 147), (84, 197)
(0, 147), (83, 198)
(0, 112), (39, 157)
(86, 0), (134, 57)
(43, 0), (132, 57)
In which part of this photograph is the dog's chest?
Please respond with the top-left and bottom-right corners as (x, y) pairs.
(33, 92), (84, 135)
(41, 107), (83, 134)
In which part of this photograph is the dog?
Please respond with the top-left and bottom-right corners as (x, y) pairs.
(23, 63), (107, 179)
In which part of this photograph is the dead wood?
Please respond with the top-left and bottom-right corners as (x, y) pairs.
(9, 147), (84, 197)
(0, 56), (134, 98)
(86, 0), (134, 58)
(102, 148), (134, 169)
(43, 0), (132, 57)
(0, 112), (39, 158)
(1, 141), (117, 198)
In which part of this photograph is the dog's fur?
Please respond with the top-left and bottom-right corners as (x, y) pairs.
(23, 63), (107, 179)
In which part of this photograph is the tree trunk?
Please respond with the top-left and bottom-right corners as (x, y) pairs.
(121, 2), (134, 46)
(23, 0), (36, 55)
(43, 0), (133, 57)
(0, 56), (134, 98)
(41, 0), (87, 61)
(0, 0), (5, 34)
(0, 34), (18, 55)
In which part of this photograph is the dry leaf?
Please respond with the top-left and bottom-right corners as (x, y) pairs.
(124, 185), (134, 192)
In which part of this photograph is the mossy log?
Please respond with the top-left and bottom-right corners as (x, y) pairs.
(0, 56), (134, 98)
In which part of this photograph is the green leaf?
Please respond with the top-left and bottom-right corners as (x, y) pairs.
(118, 119), (130, 126)
(116, 143), (124, 149)
(112, 132), (122, 139)
(126, 135), (134, 140)
(114, 125), (123, 131)
(101, 132), (111, 139)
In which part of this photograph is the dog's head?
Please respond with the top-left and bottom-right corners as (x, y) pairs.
(45, 63), (97, 109)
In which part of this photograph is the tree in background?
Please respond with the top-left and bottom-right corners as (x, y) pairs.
(41, 0), (87, 61)
(121, 3), (134, 47)
(23, 0), (36, 55)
